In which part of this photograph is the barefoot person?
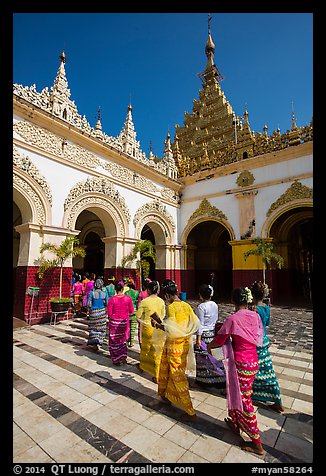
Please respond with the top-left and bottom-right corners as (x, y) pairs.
(207, 287), (265, 455)
(250, 281), (284, 413)
(152, 280), (200, 421)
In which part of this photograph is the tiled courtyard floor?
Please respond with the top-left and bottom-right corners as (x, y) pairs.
(13, 303), (313, 464)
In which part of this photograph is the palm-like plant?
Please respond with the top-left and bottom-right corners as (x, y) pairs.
(244, 237), (284, 286)
(38, 236), (86, 299)
(121, 239), (156, 289)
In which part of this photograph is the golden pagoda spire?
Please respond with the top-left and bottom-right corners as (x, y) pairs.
(196, 14), (223, 83)
(205, 14), (216, 71)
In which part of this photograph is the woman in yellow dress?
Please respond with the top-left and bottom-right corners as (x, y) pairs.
(135, 280), (166, 383)
(151, 280), (200, 421)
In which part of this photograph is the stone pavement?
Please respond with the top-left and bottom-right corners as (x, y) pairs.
(13, 303), (313, 464)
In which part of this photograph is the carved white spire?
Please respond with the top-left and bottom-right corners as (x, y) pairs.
(118, 103), (139, 157)
(163, 132), (178, 179)
(53, 51), (68, 92)
(148, 140), (156, 160)
(95, 106), (102, 131)
(163, 132), (173, 160)
(49, 50), (77, 122)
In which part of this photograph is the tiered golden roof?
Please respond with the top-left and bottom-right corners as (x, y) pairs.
(172, 27), (313, 178)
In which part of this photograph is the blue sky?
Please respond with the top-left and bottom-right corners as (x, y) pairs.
(13, 13), (313, 158)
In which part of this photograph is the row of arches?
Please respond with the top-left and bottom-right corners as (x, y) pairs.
(13, 152), (313, 310)
(14, 194), (313, 307)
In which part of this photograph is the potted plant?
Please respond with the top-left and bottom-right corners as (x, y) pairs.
(243, 236), (284, 303)
(38, 236), (86, 312)
(121, 239), (156, 290)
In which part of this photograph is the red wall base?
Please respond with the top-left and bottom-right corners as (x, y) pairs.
(13, 266), (73, 323)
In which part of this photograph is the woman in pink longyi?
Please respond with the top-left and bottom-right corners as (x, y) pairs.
(107, 282), (134, 366)
(82, 273), (95, 307)
(207, 287), (265, 456)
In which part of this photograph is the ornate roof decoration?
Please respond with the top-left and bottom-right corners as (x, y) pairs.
(13, 120), (179, 203)
(102, 162), (157, 192)
(189, 198), (227, 222)
(13, 145), (53, 205)
(133, 200), (176, 231)
(13, 53), (178, 178)
(172, 26), (313, 178)
(160, 187), (180, 202)
(63, 177), (131, 223)
(236, 170), (255, 188)
(266, 180), (313, 216)
(100, 162), (179, 203)
(13, 120), (101, 169)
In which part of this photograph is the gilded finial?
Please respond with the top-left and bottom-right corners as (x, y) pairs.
(59, 50), (66, 64)
(95, 105), (102, 131)
(206, 14), (215, 53)
(208, 13), (212, 35)
(291, 101), (297, 130)
(243, 103), (249, 121)
(263, 123), (268, 137)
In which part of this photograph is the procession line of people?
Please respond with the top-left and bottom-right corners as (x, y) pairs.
(74, 272), (283, 456)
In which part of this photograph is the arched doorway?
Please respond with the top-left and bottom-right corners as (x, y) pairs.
(140, 224), (156, 279)
(185, 220), (233, 302)
(75, 210), (105, 277)
(269, 206), (313, 307)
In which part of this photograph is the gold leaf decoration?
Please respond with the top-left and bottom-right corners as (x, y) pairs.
(236, 170), (255, 187)
(189, 198), (227, 221)
(266, 180), (313, 216)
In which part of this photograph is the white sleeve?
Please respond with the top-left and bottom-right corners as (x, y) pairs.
(195, 305), (205, 335)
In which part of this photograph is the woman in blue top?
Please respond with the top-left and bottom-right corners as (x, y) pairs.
(82, 278), (108, 352)
(250, 281), (284, 413)
(105, 277), (116, 300)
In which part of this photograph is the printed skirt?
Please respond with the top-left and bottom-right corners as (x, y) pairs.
(108, 317), (129, 364)
(87, 307), (107, 346)
(252, 340), (282, 405)
(128, 313), (138, 345)
(158, 337), (196, 416)
(195, 329), (226, 388)
(229, 360), (261, 444)
(139, 325), (163, 379)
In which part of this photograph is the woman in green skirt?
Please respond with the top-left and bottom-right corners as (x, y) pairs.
(250, 281), (284, 413)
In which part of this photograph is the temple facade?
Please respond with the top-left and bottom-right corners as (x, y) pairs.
(13, 29), (313, 323)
